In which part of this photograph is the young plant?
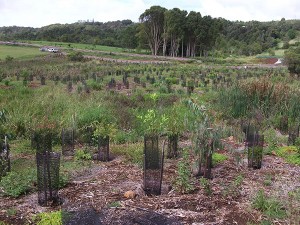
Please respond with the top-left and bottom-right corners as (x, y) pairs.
(34, 210), (62, 225)
(252, 189), (286, 219)
(74, 148), (92, 161)
(174, 148), (194, 194)
(200, 177), (212, 195)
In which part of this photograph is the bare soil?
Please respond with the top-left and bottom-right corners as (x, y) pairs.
(1, 138), (299, 225)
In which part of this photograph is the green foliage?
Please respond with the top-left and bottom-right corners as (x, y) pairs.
(252, 190), (286, 219)
(107, 201), (121, 208)
(93, 121), (117, 138)
(275, 146), (300, 165)
(0, 221), (8, 225)
(0, 169), (36, 197)
(74, 148), (92, 161)
(136, 108), (168, 135)
(212, 153), (228, 166)
(68, 51), (84, 61)
(285, 46), (300, 74)
(34, 210), (62, 225)
(263, 128), (279, 155)
(222, 175), (243, 197)
(216, 78), (299, 124)
(174, 149), (194, 194)
(200, 177), (212, 195)
(5, 55), (13, 62)
(111, 143), (143, 165)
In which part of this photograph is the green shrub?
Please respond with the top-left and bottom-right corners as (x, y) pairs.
(222, 174), (243, 197)
(0, 169), (36, 197)
(174, 149), (194, 194)
(111, 143), (143, 165)
(252, 190), (286, 219)
(74, 149), (92, 161)
(212, 153), (228, 166)
(68, 51), (84, 61)
(34, 210), (62, 225)
(276, 146), (300, 165)
(200, 177), (212, 195)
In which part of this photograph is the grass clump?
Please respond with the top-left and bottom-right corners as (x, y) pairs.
(0, 169), (36, 197)
(74, 148), (92, 161)
(212, 152), (228, 166)
(111, 142), (143, 165)
(275, 146), (300, 165)
(174, 149), (194, 194)
(252, 189), (286, 219)
(34, 210), (62, 225)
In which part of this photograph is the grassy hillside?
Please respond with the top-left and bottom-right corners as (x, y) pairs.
(0, 45), (47, 60)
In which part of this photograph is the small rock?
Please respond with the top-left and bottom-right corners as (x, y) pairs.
(124, 190), (136, 199)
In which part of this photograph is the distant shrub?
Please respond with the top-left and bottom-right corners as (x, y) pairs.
(68, 51), (84, 61)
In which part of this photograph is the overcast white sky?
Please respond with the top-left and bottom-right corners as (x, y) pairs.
(0, 0), (299, 27)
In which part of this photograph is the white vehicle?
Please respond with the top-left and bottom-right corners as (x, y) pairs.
(48, 48), (59, 53)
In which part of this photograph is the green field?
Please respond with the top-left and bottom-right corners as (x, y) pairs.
(23, 40), (148, 54)
(0, 45), (47, 60)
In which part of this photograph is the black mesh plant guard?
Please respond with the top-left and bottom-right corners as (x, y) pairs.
(143, 135), (164, 195)
(197, 141), (213, 179)
(35, 133), (61, 206)
(279, 116), (289, 134)
(246, 134), (264, 169)
(288, 125), (299, 146)
(62, 208), (103, 225)
(84, 126), (95, 146)
(167, 134), (178, 159)
(97, 136), (110, 161)
(62, 128), (75, 156)
(0, 136), (10, 179)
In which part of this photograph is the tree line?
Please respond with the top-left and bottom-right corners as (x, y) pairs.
(0, 5), (299, 57)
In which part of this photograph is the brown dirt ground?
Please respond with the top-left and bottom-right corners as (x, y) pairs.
(0, 139), (300, 225)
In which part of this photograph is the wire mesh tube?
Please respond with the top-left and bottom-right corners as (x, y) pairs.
(167, 134), (178, 159)
(288, 125), (299, 146)
(62, 128), (75, 156)
(246, 134), (264, 169)
(97, 136), (109, 161)
(143, 135), (164, 195)
(0, 136), (10, 179)
(35, 133), (61, 206)
(36, 151), (61, 206)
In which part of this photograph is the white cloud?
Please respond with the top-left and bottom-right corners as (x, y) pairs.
(0, 0), (299, 27)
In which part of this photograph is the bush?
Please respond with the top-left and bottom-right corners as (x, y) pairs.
(252, 190), (286, 219)
(174, 149), (194, 194)
(34, 210), (62, 225)
(74, 149), (92, 161)
(68, 51), (84, 61)
(0, 170), (36, 197)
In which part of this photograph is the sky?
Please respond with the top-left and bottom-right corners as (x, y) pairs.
(0, 0), (299, 28)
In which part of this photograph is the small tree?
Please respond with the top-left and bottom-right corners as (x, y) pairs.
(284, 46), (300, 75)
(68, 51), (84, 62)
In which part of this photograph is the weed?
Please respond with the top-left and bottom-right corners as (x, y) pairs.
(212, 153), (228, 166)
(0, 221), (8, 225)
(111, 143), (143, 165)
(252, 189), (286, 219)
(263, 174), (273, 186)
(74, 148), (92, 161)
(286, 188), (300, 224)
(174, 149), (195, 194)
(34, 210), (62, 225)
(222, 174), (243, 197)
(199, 177), (212, 195)
(107, 201), (121, 208)
(6, 208), (17, 216)
(0, 169), (36, 197)
(263, 128), (279, 155)
(276, 146), (300, 165)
